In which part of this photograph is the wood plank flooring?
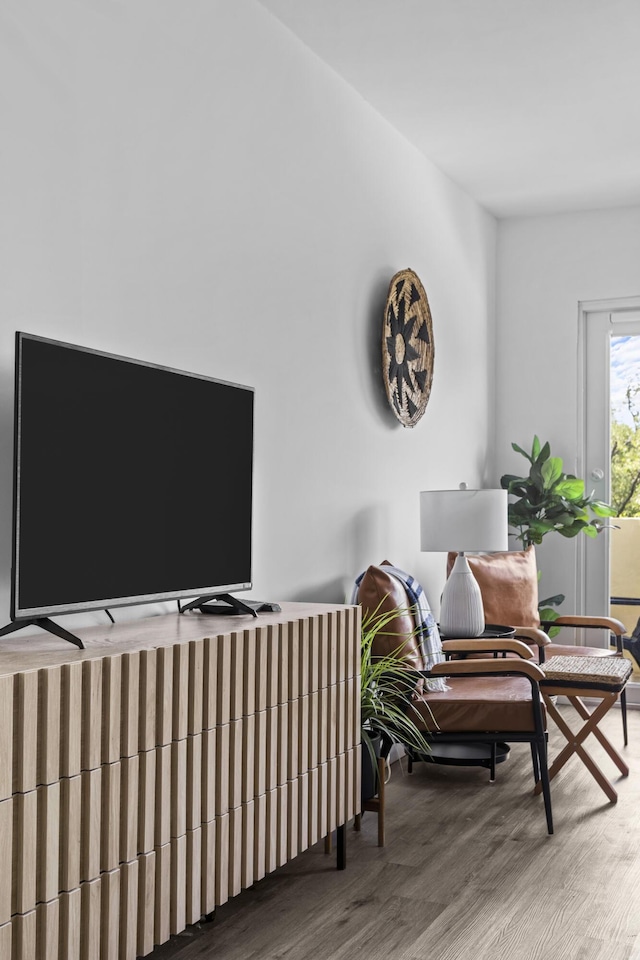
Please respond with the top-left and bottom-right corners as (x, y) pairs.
(149, 705), (640, 960)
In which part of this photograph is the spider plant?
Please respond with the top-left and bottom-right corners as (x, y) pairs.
(360, 600), (435, 778)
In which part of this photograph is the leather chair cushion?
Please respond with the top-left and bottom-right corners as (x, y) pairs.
(413, 675), (541, 733)
(447, 547), (540, 628)
(356, 562), (425, 673)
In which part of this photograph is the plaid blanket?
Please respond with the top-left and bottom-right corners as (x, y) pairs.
(352, 564), (448, 692)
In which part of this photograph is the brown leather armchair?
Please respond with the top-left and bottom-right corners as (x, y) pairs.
(415, 637), (552, 832)
(357, 564), (554, 835)
(451, 548), (629, 744)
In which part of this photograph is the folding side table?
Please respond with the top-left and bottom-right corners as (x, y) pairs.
(535, 655), (632, 803)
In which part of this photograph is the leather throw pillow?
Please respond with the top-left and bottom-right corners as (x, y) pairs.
(446, 547), (540, 628)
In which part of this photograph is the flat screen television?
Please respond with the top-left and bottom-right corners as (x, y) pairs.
(5, 332), (254, 645)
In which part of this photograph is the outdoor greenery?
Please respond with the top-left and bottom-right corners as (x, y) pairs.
(611, 383), (640, 517)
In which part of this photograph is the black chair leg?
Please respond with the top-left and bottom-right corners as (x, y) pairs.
(530, 742), (540, 783)
(621, 687), (628, 747)
(489, 742), (497, 782)
(611, 635), (631, 746)
(537, 738), (553, 835)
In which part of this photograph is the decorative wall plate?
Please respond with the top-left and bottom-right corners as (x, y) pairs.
(382, 268), (434, 427)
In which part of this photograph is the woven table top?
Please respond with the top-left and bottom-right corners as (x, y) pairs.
(542, 655), (632, 689)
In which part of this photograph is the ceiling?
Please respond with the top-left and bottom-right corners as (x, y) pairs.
(258, 0), (640, 218)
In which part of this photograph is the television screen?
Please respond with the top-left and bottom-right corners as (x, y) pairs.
(11, 332), (254, 619)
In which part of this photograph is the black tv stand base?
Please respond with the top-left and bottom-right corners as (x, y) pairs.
(181, 593), (260, 618)
(0, 617), (85, 649)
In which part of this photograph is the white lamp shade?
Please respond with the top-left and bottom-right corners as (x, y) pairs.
(419, 488), (508, 554)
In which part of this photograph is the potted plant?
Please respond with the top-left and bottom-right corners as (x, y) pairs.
(360, 601), (434, 800)
(500, 436), (615, 625)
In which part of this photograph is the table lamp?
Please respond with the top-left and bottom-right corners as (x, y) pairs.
(419, 484), (508, 637)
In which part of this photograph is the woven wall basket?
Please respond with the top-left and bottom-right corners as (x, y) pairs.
(382, 268), (434, 427)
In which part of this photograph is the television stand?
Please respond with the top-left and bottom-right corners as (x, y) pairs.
(0, 602), (360, 956)
(0, 616), (85, 649)
(181, 592), (259, 617)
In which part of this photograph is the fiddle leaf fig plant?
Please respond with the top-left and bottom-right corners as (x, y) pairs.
(501, 437), (616, 633)
(500, 436), (615, 549)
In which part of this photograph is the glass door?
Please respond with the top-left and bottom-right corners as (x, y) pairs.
(581, 300), (640, 697)
(610, 332), (640, 683)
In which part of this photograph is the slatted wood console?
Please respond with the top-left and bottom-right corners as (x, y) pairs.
(0, 602), (361, 960)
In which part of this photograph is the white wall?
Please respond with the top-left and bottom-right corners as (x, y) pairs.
(496, 205), (640, 611)
(0, 0), (496, 632)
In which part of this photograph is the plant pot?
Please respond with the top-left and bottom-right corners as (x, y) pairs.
(361, 731), (382, 803)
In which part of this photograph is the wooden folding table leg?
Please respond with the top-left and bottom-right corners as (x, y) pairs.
(538, 693), (620, 802)
(570, 695), (629, 776)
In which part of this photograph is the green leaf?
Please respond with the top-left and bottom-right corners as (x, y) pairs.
(509, 501), (537, 520)
(510, 483), (533, 500)
(530, 462), (545, 492)
(527, 519), (555, 535)
(557, 521), (587, 538)
(591, 500), (616, 517)
(539, 607), (561, 638)
(538, 594), (565, 607)
(532, 435), (541, 460)
(583, 524), (599, 538)
(500, 473), (520, 490)
(554, 478), (585, 499)
(512, 442), (532, 462)
(541, 457), (563, 489)
(567, 505), (590, 522)
(537, 441), (551, 463)
(545, 511), (577, 528)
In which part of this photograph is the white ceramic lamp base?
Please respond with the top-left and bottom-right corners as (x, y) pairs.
(439, 552), (485, 638)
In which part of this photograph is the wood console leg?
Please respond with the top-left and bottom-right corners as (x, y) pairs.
(336, 824), (346, 869)
(376, 756), (385, 847)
